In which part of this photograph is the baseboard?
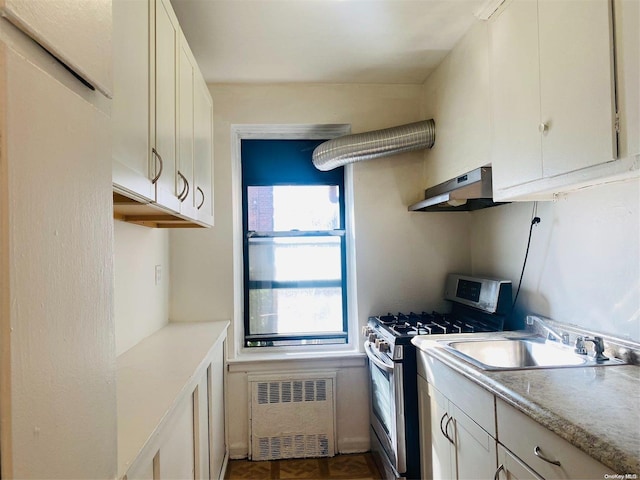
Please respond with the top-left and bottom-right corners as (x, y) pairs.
(229, 443), (249, 460)
(337, 436), (370, 454)
(228, 436), (370, 460)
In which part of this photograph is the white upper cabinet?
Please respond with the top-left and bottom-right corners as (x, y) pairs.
(0, 0), (112, 97)
(489, 0), (542, 189)
(194, 74), (214, 226)
(177, 32), (198, 220)
(614, 0), (640, 160)
(537, 0), (616, 177)
(112, 0), (154, 202)
(154, 0), (181, 214)
(176, 30), (214, 226)
(489, 0), (618, 200)
(112, 0), (214, 227)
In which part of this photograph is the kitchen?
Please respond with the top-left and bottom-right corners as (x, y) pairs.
(1, 0), (638, 479)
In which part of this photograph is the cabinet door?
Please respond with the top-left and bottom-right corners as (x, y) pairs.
(0, 0), (112, 96)
(417, 376), (432, 479)
(194, 74), (214, 226)
(154, 0), (180, 213)
(112, 0), (155, 202)
(157, 396), (195, 479)
(538, 0), (616, 177)
(452, 403), (497, 480)
(177, 33), (197, 220)
(613, 0), (639, 159)
(427, 383), (456, 480)
(208, 342), (226, 479)
(194, 376), (210, 480)
(489, 0), (542, 191)
(496, 445), (542, 480)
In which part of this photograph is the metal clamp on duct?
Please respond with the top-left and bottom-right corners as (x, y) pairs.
(312, 119), (436, 171)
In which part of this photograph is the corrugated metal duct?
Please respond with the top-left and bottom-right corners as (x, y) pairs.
(312, 119), (435, 171)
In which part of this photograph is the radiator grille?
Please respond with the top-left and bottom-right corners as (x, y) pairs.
(257, 380), (327, 405)
(249, 374), (335, 461)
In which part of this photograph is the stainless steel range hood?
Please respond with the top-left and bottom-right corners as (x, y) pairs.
(408, 167), (507, 212)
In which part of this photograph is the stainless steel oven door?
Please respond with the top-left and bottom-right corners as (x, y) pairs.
(365, 341), (406, 475)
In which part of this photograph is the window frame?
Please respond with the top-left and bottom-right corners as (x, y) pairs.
(231, 124), (357, 358)
(241, 140), (347, 347)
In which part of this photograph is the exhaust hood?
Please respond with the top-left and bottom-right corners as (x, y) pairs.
(408, 167), (507, 212)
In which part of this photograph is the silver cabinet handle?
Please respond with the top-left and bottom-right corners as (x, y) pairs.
(177, 171), (189, 202)
(444, 415), (455, 444)
(151, 148), (163, 184)
(439, 413), (454, 444)
(196, 186), (205, 210)
(534, 446), (561, 466)
(439, 413), (449, 441)
(493, 464), (505, 480)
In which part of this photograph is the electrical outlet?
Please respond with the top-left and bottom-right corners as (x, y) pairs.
(155, 265), (162, 285)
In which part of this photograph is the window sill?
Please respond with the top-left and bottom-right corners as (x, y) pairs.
(227, 349), (366, 373)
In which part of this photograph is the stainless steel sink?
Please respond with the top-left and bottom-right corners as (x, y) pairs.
(441, 337), (625, 370)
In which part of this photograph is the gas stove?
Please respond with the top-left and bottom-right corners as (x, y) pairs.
(365, 274), (512, 480)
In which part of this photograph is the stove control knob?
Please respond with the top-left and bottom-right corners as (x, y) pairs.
(368, 333), (377, 343)
(378, 341), (390, 353)
(362, 326), (373, 337)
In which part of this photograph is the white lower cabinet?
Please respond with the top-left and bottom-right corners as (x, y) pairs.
(417, 355), (617, 480)
(418, 375), (497, 480)
(118, 323), (228, 480)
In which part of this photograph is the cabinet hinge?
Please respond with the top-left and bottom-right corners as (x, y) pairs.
(614, 112), (620, 134)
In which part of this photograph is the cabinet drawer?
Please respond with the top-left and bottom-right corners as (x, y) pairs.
(420, 354), (495, 437)
(496, 399), (614, 479)
(497, 444), (542, 480)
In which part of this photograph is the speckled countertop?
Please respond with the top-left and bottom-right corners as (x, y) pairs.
(412, 331), (640, 475)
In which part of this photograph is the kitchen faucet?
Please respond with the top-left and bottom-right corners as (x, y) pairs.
(575, 336), (609, 362)
(527, 316), (570, 345)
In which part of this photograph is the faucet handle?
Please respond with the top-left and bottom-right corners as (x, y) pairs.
(583, 336), (610, 362)
(575, 336), (588, 355)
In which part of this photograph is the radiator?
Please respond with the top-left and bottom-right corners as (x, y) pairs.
(248, 372), (337, 461)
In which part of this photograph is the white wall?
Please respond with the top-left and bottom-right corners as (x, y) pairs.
(169, 83), (473, 457)
(1, 28), (117, 478)
(114, 221), (170, 355)
(470, 179), (640, 340)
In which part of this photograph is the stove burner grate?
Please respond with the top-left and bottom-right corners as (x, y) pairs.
(371, 310), (501, 337)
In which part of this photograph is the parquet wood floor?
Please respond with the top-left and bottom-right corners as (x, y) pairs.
(225, 453), (382, 480)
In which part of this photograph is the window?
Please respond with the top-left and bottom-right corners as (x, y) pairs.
(242, 139), (347, 347)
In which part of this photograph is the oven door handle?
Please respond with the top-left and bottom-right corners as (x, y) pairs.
(365, 341), (395, 373)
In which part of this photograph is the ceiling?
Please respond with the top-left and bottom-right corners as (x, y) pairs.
(170, 0), (486, 85)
